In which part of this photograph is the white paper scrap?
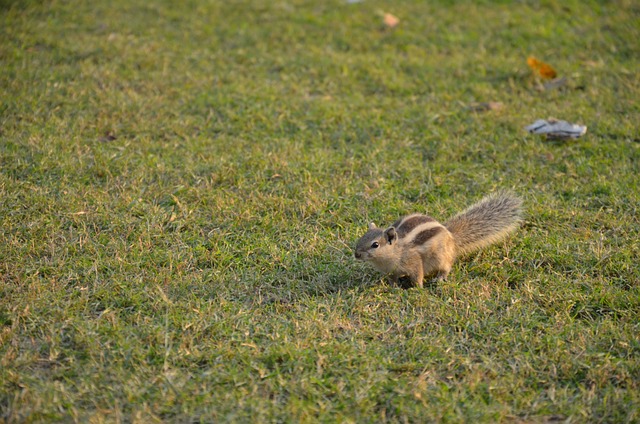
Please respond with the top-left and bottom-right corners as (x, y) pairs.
(525, 119), (587, 140)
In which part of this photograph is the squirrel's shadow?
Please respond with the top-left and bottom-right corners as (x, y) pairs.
(218, 245), (445, 308)
(395, 275), (439, 290)
(251, 264), (439, 308)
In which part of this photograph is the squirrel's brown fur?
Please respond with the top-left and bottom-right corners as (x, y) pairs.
(354, 192), (523, 288)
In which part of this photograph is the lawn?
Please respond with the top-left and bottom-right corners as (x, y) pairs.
(1, 0), (639, 422)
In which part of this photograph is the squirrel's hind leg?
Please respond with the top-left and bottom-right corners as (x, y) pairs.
(433, 269), (449, 282)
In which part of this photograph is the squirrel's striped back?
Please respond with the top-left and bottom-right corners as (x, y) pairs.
(392, 214), (448, 250)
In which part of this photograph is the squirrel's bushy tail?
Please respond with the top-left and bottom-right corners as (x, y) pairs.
(444, 192), (523, 256)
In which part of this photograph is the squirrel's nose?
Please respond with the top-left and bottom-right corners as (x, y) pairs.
(354, 251), (361, 259)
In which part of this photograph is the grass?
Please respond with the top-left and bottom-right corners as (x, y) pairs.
(1, 0), (639, 422)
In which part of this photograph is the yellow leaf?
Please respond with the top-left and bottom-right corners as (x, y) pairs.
(383, 13), (400, 28)
(527, 56), (557, 79)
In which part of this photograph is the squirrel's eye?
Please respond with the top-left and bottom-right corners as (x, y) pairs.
(371, 242), (379, 249)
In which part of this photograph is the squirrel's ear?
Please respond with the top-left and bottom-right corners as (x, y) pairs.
(384, 227), (397, 244)
(368, 222), (377, 230)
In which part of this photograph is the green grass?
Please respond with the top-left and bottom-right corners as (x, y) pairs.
(1, 0), (639, 422)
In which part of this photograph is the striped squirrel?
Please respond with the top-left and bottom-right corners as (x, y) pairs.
(354, 192), (523, 288)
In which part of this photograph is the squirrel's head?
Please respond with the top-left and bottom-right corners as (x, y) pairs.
(354, 222), (398, 262)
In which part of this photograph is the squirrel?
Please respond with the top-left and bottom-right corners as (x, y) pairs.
(354, 192), (523, 288)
